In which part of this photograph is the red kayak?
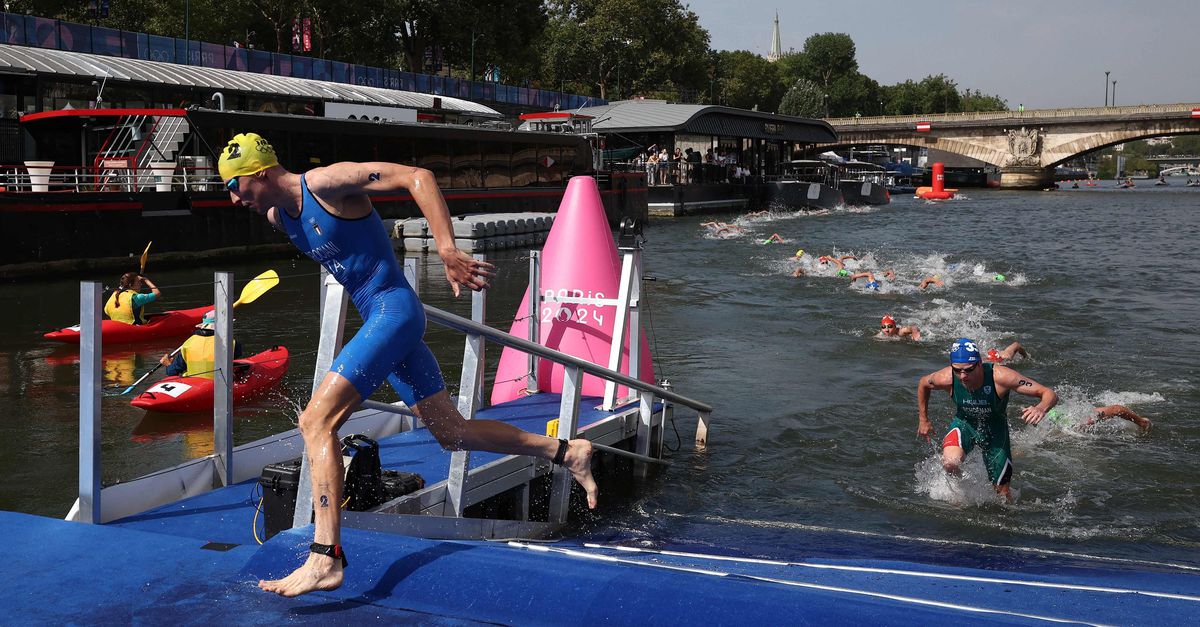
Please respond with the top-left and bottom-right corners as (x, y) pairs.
(44, 306), (211, 345)
(130, 346), (289, 413)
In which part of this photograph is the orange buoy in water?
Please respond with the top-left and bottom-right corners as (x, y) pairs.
(918, 162), (956, 200)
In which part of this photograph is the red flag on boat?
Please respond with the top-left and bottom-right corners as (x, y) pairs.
(915, 122), (931, 132)
(1191, 109), (1200, 119)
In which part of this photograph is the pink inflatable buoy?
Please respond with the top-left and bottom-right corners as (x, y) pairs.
(490, 176), (655, 405)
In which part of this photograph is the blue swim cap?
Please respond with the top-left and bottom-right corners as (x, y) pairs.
(866, 281), (880, 290)
(949, 338), (981, 364)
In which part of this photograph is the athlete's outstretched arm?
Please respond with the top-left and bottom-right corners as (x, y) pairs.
(994, 366), (1057, 424)
(311, 162), (494, 296)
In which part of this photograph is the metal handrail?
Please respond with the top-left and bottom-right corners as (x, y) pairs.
(422, 304), (714, 415)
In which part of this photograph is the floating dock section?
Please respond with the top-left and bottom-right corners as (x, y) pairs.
(389, 212), (555, 252)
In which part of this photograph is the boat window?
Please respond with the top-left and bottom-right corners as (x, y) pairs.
(293, 131), (333, 170)
(539, 146), (561, 184)
(0, 92), (17, 120)
(374, 136), (413, 166)
(512, 143), (538, 187)
(451, 139), (482, 188)
(414, 138), (451, 188)
(482, 141), (511, 188)
(560, 143), (578, 174)
(40, 80), (93, 111)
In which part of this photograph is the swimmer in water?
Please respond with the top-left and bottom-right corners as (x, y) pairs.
(761, 233), (784, 244)
(877, 315), (920, 340)
(849, 271), (882, 291)
(701, 221), (743, 236)
(791, 249), (806, 277)
(1085, 405), (1152, 433)
(984, 342), (1028, 364)
(919, 276), (944, 290)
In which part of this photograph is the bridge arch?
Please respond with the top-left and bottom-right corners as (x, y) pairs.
(823, 104), (1200, 188)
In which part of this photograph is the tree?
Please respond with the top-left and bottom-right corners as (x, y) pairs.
(826, 72), (880, 117)
(960, 88), (1007, 112)
(539, 0), (710, 100)
(713, 50), (781, 112)
(916, 74), (961, 113)
(786, 33), (858, 90)
(778, 78), (823, 118)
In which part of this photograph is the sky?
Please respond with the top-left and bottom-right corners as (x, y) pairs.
(683, 0), (1199, 109)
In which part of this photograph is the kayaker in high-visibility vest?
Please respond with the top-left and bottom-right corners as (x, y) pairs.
(104, 272), (161, 325)
(160, 311), (241, 379)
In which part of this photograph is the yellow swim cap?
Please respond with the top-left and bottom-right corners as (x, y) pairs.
(218, 132), (279, 181)
(795, 249), (805, 258)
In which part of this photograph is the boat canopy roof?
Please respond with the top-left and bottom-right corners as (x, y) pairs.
(576, 100), (837, 143)
(0, 44), (499, 117)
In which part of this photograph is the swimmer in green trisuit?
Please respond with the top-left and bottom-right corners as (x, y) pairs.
(917, 338), (1058, 501)
(761, 233), (784, 244)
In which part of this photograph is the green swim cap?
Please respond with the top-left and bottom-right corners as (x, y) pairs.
(838, 269), (850, 277)
(994, 274), (1006, 282)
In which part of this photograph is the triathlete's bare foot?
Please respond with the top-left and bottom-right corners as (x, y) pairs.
(258, 551), (343, 597)
(565, 439), (598, 508)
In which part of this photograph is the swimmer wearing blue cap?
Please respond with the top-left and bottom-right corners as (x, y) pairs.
(848, 271), (882, 291)
(916, 338), (1058, 501)
(222, 134), (598, 597)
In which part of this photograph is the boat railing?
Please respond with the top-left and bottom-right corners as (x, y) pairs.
(72, 245), (711, 532)
(610, 160), (748, 186)
(0, 163), (222, 193)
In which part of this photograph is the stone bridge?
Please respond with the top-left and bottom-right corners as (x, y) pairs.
(822, 104), (1200, 188)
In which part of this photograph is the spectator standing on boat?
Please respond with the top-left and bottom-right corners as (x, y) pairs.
(658, 148), (671, 185)
(217, 133), (598, 598)
(917, 338), (1057, 501)
(645, 149), (660, 186)
(104, 272), (161, 325)
(159, 310), (242, 379)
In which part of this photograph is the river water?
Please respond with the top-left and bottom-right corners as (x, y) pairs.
(3, 179), (1198, 571)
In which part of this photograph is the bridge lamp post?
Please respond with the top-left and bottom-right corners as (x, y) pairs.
(1104, 70), (1110, 106)
(1111, 80), (1117, 106)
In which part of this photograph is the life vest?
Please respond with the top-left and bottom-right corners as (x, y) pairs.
(104, 289), (145, 325)
(179, 331), (218, 379)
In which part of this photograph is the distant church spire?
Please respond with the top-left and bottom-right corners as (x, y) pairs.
(767, 11), (782, 62)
